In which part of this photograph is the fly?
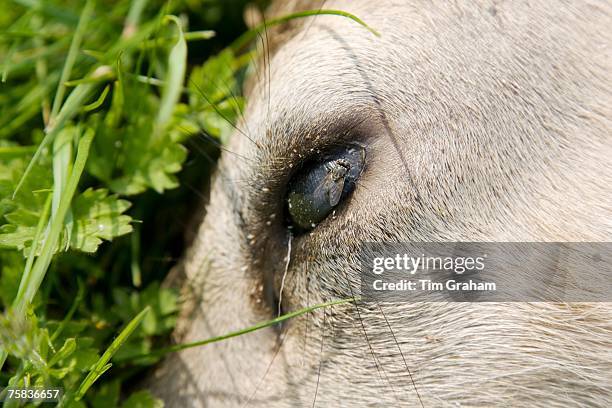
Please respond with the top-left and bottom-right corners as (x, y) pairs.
(314, 159), (350, 206)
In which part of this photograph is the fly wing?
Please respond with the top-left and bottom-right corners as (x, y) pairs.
(313, 174), (332, 197)
(327, 178), (345, 206)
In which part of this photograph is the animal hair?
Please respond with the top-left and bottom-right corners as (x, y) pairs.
(148, 1), (612, 406)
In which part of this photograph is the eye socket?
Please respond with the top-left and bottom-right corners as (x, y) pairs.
(286, 145), (366, 231)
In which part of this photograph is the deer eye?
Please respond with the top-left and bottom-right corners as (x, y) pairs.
(286, 145), (366, 231)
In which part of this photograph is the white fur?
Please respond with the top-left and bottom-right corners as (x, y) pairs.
(149, 1), (612, 406)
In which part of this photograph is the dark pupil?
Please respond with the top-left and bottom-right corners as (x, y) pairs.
(286, 145), (365, 231)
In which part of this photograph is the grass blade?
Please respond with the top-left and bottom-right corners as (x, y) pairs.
(49, 0), (94, 121)
(83, 84), (110, 111)
(119, 298), (356, 363)
(13, 129), (95, 314)
(13, 193), (52, 308)
(232, 9), (379, 52)
(155, 15), (187, 135)
(12, 81), (97, 198)
(0, 145), (37, 157)
(10, 0), (78, 24)
(72, 306), (151, 401)
(123, 0), (150, 37)
(51, 125), (75, 251)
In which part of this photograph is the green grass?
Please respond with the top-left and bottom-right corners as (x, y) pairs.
(0, 1), (375, 406)
(1, 1), (252, 405)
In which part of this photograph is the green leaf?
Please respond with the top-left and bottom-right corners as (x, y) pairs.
(70, 188), (133, 252)
(0, 220), (37, 250)
(0, 147), (52, 252)
(188, 49), (238, 108)
(111, 283), (178, 337)
(111, 336), (152, 364)
(87, 86), (193, 196)
(197, 98), (243, 144)
(0, 182), (132, 254)
(0, 191), (132, 254)
(106, 283), (178, 365)
(188, 49), (243, 144)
